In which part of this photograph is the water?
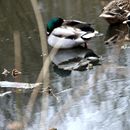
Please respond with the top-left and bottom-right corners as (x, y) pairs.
(1, 0), (130, 130)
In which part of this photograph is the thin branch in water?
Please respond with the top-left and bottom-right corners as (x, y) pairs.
(23, 0), (54, 129)
(13, 31), (22, 82)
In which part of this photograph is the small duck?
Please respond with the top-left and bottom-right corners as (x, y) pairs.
(99, 0), (130, 24)
(47, 17), (98, 49)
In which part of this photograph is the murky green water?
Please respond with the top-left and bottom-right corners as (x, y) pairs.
(1, 0), (130, 130)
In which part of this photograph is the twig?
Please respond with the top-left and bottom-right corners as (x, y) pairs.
(23, 0), (59, 130)
(13, 31), (22, 82)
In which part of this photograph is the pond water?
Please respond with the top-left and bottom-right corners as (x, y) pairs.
(1, 0), (130, 130)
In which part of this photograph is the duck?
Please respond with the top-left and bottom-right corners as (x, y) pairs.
(99, 0), (130, 24)
(47, 17), (99, 49)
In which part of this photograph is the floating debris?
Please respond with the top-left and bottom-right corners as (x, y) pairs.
(5, 38), (10, 41)
(0, 91), (12, 97)
(121, 44), (130, 49)
(7, 121), (23, 130)
(0, 81), (42, 89)
(11, 69), (22, 78)
(121, 44), (128, 49)
(49, 128), (57, 130)
(2, 68), (10, 77)
(86, 63), (93, 70)
(28, 36), (32, 39)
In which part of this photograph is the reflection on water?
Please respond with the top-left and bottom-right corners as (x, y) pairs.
(0, 0), (42, 83)
(0, 0), (130, 130)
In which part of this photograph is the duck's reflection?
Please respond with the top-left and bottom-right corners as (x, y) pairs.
(51, 47), (100, 72)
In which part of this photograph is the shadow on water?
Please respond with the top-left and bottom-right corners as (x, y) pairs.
(1, 0), (130, 130)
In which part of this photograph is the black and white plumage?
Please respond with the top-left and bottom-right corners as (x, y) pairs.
(47, 17), (98, 49)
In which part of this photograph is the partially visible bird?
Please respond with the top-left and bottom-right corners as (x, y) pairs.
(99, 0), (130, 24)
(47, 17), (98, 49)
(123, 12), (130, 26)
(123, 12), (130, 39)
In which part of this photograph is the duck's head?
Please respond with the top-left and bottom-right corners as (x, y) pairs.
(99, 1), (128, 24)
(47, 17), (64, 35)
